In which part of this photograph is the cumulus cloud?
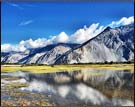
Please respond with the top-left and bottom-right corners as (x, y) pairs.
(1, 44), (26, 52)
(1, 38), (53, 52)
(53, 32), (69, 43)
(1, 16), (134, 52)
(1, 44), (13, 52)
(70, 23), (105, 43)
(109, 16), (134, 28)
(71, 16), (134, 44)
(19, 20), (33, 26)
(20, 38), (53, 48)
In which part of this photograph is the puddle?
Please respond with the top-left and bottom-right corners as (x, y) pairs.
(1, 69), (134, 106)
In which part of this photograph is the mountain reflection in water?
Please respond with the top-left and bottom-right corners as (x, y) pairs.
(2, 69), (134, 106)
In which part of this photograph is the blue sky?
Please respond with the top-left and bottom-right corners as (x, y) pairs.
(1, 1), (134, 45)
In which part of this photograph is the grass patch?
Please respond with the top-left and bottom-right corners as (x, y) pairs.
(4, 77), (21, 81)
(9, 91), (30, 97)
(8, 83), (28, 89)
(1, 63), (134, 73)
(102, 88), (134, 101)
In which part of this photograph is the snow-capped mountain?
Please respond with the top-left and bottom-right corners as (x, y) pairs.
(55, 24), (134, 64)
(1, 52), (10, 62)
(1, 24), (134, 64)
(1, 51), (28, 63)
(1, 43), (79, 64)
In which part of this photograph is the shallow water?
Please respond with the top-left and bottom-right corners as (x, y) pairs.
(1, 69), (134, 106)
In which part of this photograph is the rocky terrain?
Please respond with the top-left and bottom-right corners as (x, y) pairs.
(55, 24), (134, 64)
(1, 69), (134, 106)
(1, 43), (79, 64)
(1, 24), (134, 64)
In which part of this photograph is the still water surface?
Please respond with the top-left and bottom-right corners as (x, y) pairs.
(1, 69), (134, 106)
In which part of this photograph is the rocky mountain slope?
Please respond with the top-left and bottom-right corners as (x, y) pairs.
(1, 52), (28, 64)
(1, 43), (79, 64)
(1, 24), (134, 64)
(55, 24), (134, 64)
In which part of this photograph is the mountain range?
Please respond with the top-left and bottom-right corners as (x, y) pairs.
(1, 24), (134, 64)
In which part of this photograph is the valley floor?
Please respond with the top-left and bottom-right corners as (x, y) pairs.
(1, 63), (134, 73)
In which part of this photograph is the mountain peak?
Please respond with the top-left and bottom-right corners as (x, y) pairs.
(104, 26), (111, 31)
(55, 24), (134, 64)
(1, 24), (134, 65)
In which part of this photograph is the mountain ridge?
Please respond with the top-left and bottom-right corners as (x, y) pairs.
(1, 43), (79, 64)
(55, 24), (134, 64)
(1, 24), (134, 64)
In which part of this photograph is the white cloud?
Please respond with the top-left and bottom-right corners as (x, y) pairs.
(19, 38), (52, 49)
(7, 2), (37, 9)
(19, 20), (33, 26)
(1, 44), (13, 52)
(1, 44), (26, 52)
(2, 16), (134, 52)
(53, 32), (69, 43)
(109, 16), (134, 28)
(70, 16), (134, 44)
(70, 23), (105, 43)
(7, 3), (23, 10)
(1, 38), (53, 52)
